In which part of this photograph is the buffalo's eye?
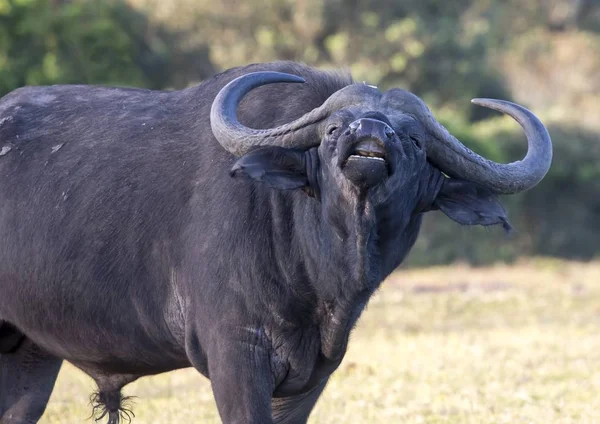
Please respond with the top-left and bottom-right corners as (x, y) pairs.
(326, 125), (339, 136)
(409, 136), (422, 150)
(384, 126), (395, 139)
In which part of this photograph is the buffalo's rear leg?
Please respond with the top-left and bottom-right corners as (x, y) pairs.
(271, 381), (327, 424)
(0, 338), (63, 424)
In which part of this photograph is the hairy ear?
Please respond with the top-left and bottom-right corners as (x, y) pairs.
(433, 179), (512, 231)
(230, 146), (311, 191)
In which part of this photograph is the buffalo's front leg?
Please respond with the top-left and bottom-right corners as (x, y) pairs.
(271, 381), (328, 424)
(206, 333), (277, 424)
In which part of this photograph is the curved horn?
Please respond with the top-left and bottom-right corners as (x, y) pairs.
(383, 90), (552, 194)
(210, 71), (380, 156)
(430, 99), (552, 194)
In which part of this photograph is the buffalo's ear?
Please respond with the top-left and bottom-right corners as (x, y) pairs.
(230, 146), (310, 191)
(433, 179), (512, 231)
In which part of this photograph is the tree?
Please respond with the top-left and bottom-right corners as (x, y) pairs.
(0, 0), (207, 97)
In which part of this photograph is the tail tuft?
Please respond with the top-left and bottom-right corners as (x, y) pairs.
(89, 390), (135, 424)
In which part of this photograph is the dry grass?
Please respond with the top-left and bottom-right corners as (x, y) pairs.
(42, 259), (600, 423)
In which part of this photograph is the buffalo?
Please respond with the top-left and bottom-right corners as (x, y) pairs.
(0, 61), (551, 423)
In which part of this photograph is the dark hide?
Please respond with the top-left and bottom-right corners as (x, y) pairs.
(0, 61), (509, 423)
(0, 321), (25, 353)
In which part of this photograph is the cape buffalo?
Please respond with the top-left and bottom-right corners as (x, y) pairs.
(0, 61), (551, 423)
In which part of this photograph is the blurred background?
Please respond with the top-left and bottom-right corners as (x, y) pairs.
(1, 0), (599, 266)
(3, 0), (599, 267)
(2, 1), (600, 423)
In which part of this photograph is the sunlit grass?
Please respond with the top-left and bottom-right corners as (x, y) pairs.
(42, 259), (600, 423)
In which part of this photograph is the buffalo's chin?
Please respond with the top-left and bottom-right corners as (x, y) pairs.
(342, 155), (388, 188)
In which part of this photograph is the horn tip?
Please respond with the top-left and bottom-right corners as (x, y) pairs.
(471, 98), (492, 106)
(471, 98), (513, 109)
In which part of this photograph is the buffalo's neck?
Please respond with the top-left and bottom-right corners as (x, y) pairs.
(290, 194), (375, 301)
(291, 191), (416, 301)
(276, 190), (413, 360)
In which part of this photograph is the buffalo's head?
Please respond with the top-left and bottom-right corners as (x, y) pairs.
(210, 72), (552, 230)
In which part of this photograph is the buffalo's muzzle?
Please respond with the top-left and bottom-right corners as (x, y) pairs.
(341, 118), (395, 188)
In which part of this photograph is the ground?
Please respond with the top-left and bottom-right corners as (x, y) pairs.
(41, 259), (600, 423)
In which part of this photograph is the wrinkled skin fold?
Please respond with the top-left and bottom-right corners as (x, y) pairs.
(0, 61), (551, 424)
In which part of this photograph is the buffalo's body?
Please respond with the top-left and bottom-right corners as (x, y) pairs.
(0, 61), (548, 423)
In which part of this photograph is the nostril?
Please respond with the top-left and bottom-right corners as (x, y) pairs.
(384, 126), (395, 139)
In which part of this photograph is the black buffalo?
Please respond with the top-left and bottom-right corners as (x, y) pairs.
(0, 61), (551, 423)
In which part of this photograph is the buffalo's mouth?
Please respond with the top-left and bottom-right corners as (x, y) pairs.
(341, 138), (390, 188)
(342, 138), (388, 169)
(348, 139), (387, 163)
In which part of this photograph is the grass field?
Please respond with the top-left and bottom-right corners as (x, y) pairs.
(41, 259), (600, 423)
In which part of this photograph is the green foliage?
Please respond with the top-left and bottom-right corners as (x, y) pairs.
(0, 0), (183, 96)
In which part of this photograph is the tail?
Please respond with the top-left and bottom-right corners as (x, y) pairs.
(90, 390), (135, 424)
